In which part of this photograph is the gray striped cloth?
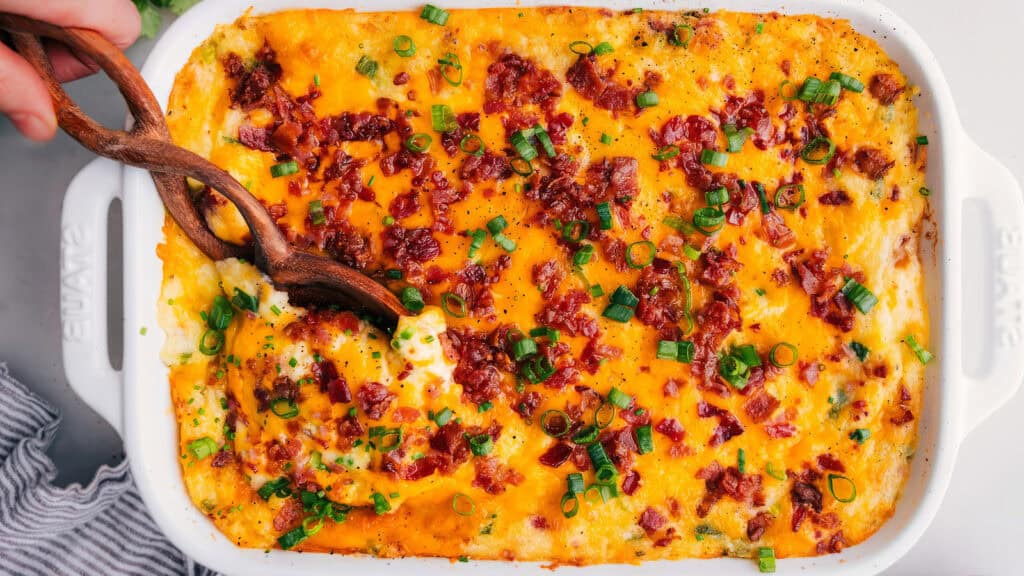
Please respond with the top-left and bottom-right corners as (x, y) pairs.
(0, 363), (215, 576)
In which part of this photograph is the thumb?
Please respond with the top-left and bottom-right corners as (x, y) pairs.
(0, 41), (57, 141)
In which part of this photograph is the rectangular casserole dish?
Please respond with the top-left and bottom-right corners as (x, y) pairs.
(57, 0), (1024, 574)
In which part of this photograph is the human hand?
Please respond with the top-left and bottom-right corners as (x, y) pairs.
(0, 0), (140, 141)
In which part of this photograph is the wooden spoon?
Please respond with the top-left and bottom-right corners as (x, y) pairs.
(0, 14), (404, 328)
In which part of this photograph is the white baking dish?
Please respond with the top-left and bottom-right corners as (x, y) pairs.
(57, 0), (1024, 574)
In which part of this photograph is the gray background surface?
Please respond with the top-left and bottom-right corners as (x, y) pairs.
(0, 1), (1020, 573)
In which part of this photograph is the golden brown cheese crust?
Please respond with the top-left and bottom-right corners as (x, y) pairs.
(159, 7), (930, 565)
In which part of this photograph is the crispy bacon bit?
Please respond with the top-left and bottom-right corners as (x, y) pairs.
(516, 391), (543, 419)
(817, 453), (846, 473)
(621, 470), (641, 495)
(854, 147), (895, 180)
(566, 54), (633, 112)
(583, 157), (639, 203)
(337, 413), (365, 446)
(382, 226), (441, 271)
(388, 191), (420, 220)
(691, 290), (743, 394)
(380, 149), (436, 184)
(891, 385), (915, 425)
(484, 53), (562, 114)
(273, 499), (303, 532)
(764, 421), (797, 438)
(760, 212), (795, 248)
(638, 507), (667, 534)
(699, 246), (743, 288)
(312, 360), (353, 404)
(695, 460), (764, 517)
(600, 426), (638, 471)
(791, 481), (824, 513)
(654, 418), (686, 442)
(460, 152), (512, 182)
(224, 42), (282, 109)
(472, 456), (524, 494)
(697, 401), (745, 446)
(539, 442), (573, 468)
(448, 327), (515, 406)
(800, 361), (820, 386)
(651, 114), (738, 192)
(663, 379), (681, 398)
(530, 515), (550, 530)
(211, 450), (234, 468)
(869, 73), (904, 105)
(743, 390), (780, 423)
(818, 190), (853, 206)
(600, 237), (628, 272)
(717, 91), (780, 149)
(356, 382), (395, 420)
(532, 259), (565, 299)
(747, 511), (772, 541)
(579, 337), (622, 374)
(535, 290), (598, 338)
(238, 125), (273, 151)
(791, 249), (856, 332)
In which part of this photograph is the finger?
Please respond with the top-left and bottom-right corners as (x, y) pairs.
(45, 41), (98, 83)
(0, 0), (141, 49)
(0, 41), (55, 141)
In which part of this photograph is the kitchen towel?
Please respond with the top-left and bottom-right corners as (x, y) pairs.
(0, 363), (214, 576)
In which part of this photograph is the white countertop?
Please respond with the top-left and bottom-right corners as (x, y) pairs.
(0, 1), (1020, 573)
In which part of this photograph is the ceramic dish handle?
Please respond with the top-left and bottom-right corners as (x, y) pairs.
(962, 135), (1024, 436)
(60, 157), (124, 437)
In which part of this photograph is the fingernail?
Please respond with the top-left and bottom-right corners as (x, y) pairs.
(9, 112), (56, 142)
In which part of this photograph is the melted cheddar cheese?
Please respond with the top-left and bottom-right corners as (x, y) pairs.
(159, 7), (930, 566)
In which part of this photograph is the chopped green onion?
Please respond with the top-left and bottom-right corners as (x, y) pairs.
(441, 292), (467, 318)
(600, 133), (613, 145)
(533, 124), (556, 157)
(797, 77), (823, 102)
(308, 199), (326, 226)
(469, 433), (494, 456)
(594, 401), (615, 429)
(718, 354), (749, 389)
(529, 327), (560, 342)
(431, 104), (457, 133)
(693, 206), (725, 234)
(208, 295), (234, 330)
(677, 340), (695, 363)
(755, 21), (764, 34)
(459, 134), (484, 156)
(607, 386), (633, 409)
(849, 341), (870, 361)
(800, 137), (836, 165)
(590, 284), (605, 297)
(355, 55), (378, 79)
(572, 424), (599, 444)
(270, 161), (299, 178)
(683, 245), (701, 261)
(486, 215), (508, 235)
(562, 220), (590, 242)
(732, 344), (762, 367)
(778, 80), (798, 100)
(593, 42), (614, 55)
(512, 338), (538, 361)
(509, 157), (533, 176)
(636, 91), (659, 108)
(652, 145), (680, 161)
(769, 342), (797, 367)
(849, 428), (871, 444)
(758, 547), (776, 573)
(567, 472), (585, 494)
(371, 492), (392, 515)
(232, 287), (258, 312)
(670, 24), (694, 48)
(919, 186), (931, 197)
(774, 184), (805, 210)
(753, 182), (771, 214)
(569, 40), (594, 55)
(258, 477), (291, 501)
(596, 202), (613, 230)
(636, 424), (654, 454)
(312, 74), (321, 87)
(602, 303), (634, 323)
(625, 241), (656, 268)
(587, 441), (616, 484)
(405, 133), (432, 153)
(393, 35), (416, 57)
(700, 149), (729, 167)
(437, 52), (463, 86)
(723, 123), (753, 153)
(827, 473), (857, 503)
(431, 407), (453, 426)
(419, 4), (450, 25)
(188, 437), (217, 460)
(383, 215), (395, 226)
(399, 286), (425, 313)
(916, 135), (929, 145)
(467, 228), (486, 259)
(369, 426), (403, 452)
(573, 244), (594, 267)
(840, 278), (878, 314)
(386, 269), (403, 280)
(705, 186), (729, 206)
(905, 334), (933, 364)
(610, 285), (639, 307)
(278, 526), (307, 549)
(829, 71), (864, 93)
(656, 340), (679, 360)
(510, 129), (539, 161)
(737, 448), (746, 473)
(270, 398), (299, 419)
(663, 214), (696, 234)
(198, 329), (225, 355)
(765, 462), (787, 481)
(541, 409), (571, 438)
(520, 355), (556, 384)
(560, 492), (580, 518)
